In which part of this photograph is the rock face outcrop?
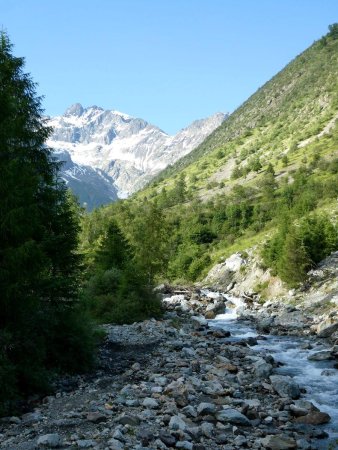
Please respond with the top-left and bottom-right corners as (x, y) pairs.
(204, 250), (338, 340)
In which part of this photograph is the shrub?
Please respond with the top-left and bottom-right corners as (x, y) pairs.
(262, 213), (338, 286)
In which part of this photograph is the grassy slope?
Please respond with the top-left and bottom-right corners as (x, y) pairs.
(147, 34), (338, 188)
(82, 32), (338, 287)
(132, 34), (338, 271)
(138, 37), (337, 189)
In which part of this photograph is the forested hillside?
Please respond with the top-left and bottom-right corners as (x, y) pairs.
(81, 25), (338, 311)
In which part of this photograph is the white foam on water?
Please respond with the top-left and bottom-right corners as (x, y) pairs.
(203, 290), (338, 443)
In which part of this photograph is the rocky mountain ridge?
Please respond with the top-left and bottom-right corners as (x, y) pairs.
(48, 105), (227, 209)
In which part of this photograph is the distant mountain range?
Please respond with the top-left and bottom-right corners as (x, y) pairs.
(48, 104), (227, 209)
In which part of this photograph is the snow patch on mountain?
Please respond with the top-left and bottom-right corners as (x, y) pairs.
(48, 104), (227, 208)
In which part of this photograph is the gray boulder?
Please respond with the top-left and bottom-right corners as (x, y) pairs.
(269, 375), (300, 399)
(308, 350), (333, 361)
(253, 359), (273, 378)
(317, 319), (338, 338)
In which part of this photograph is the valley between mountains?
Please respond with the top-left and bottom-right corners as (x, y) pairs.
(1, 22), (338, 450)
(48, 105), (227, 210)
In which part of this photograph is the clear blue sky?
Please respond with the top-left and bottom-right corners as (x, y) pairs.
(1, 0), (337, 134)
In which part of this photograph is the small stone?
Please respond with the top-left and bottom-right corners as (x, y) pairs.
(169, 415), (187, 431)
(86, 412), (107, 423)
(296, 439), (311, 450)
(182, 347), (196, 357)
(9, 416), (21, 424)
(215, 434), (228, 445)
(22, 411), (43, 424)
(37, 434), (63, 448)
(76, 440), (97, 448)
(197, 402), (216, 416)
(107, 438), (124, 449)
(142, 397), (159, 409)
(234, 435), (247, 446)
(205, 310), (216, 319)
(176, 441), (193, 449)
(201, 422), (214, 437)
(182, 405), (197, 418)
(112, 429), (125, 441)
(264, 416), (273, 424)
(159, 431), (176, 447)
(131, 362), (141, 370)
(193, 445), (206, 450)
(224, 363), (238, 373)
(215, 408), (251, 426)
(125, 399), (140, 407)
(155, 438), (170, 449)
(137, 429), (153, 445)
(154, 376), (168, 386)
(117, 413), (141, 426)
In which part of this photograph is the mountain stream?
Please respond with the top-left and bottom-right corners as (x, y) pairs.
(205, 292), (338, 448)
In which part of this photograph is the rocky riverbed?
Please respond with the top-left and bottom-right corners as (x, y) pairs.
(1, 289), (337, 450)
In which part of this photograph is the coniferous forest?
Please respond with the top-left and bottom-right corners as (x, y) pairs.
(0, 32), (97, 413)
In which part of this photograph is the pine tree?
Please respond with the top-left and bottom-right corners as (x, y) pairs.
(277, 229), (311, 287)
(0, 32), (94, 412)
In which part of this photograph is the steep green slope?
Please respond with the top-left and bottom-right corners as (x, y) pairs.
(150, 28), (338, 184)
(81, 27), (338, 292)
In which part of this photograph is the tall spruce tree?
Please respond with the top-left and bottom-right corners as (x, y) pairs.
(0, 32), (94, 412)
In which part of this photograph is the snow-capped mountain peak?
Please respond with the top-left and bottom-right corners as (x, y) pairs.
(48, 104), (228, 209)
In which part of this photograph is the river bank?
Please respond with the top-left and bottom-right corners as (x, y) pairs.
(1, 289), (337, 450)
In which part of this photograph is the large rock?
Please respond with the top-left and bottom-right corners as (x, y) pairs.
(225, 253), (247, 271)
(294, 411), (331, 425)
(308, 351), (333, 361)
(269, 375), (300, 399)
(191, 316), (208, 328)
(205, 300), (226, 315)
(253, 359), (273, 378)
(215, 408), (251, 426)
(317, 318), (338, 338)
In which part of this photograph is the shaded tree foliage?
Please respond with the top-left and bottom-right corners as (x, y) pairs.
(83, 219), (163, 324)
(0, 32), (95, 413)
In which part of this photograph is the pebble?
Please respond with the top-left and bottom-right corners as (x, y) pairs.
(76, 439), (97, 448)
